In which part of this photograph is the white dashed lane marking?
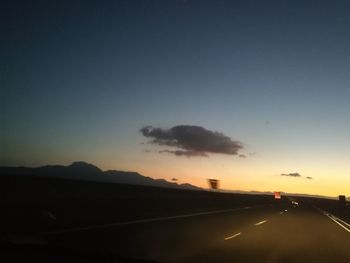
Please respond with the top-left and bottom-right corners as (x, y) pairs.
(224, 232), (242, 240)
(254, 220), (268, 226)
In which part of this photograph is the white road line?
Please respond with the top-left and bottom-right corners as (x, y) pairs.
(315, 207), (350, 233)
(324, 213), (350, 233)
(330, 215), (350, 228)
(254, 220), (268, 226)
(224, 232), (241, 240)
(43, 205), (266, 235)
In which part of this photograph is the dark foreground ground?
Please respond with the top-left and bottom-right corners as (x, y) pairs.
(1, 175), (349, 262)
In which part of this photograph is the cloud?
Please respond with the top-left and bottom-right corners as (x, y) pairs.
(281, 172), (302, 177)
(159, 150), (208, 157)
(140, 125), (243, 157)
(239, 154), (247, 158)
(280, 173), (313, 180)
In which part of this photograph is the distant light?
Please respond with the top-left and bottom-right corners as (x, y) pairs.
(274, 192), (281, 199)
(291, 201), (299, 206)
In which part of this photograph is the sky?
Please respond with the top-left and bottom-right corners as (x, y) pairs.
(2, 0), (350, 197)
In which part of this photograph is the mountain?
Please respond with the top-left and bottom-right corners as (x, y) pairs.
(220, 189), (338, 200)
(0, 161), (201, 190)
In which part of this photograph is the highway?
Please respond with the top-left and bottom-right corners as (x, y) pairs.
(47, 202), (350, 262)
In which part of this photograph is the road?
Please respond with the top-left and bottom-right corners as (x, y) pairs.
(46, 202), (350, 262)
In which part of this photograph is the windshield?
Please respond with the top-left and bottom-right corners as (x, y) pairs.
(1, 0), (350, 262)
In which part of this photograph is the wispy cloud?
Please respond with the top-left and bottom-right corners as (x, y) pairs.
(281, 172), (302, 177)
(140, 125), (243, 157)
(280, 173), (313, 180)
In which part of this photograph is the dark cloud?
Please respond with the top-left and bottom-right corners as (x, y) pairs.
(171, 178), (178, 181)
(306, 176), (313, 180)
(239, 154), (247, 158)
(140, 125), (243, 157)
(159, 150), (208, 157)
(281, 172), (302, 177)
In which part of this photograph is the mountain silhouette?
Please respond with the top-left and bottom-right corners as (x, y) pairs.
(0, 161), (201, 190)
(68, 161), (103, 173)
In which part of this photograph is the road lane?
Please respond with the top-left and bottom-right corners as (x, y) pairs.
(188, 205), (350, 262)
(46, 203), (350, 262)
(47, 204), (280, 261)
(43, 205), (263, 235)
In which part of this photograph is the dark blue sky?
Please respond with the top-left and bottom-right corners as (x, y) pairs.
(2, 0), (350, 195)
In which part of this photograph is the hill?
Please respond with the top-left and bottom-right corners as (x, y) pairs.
(0, 161), (201, 191)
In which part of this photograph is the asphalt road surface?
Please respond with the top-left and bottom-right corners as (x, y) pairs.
(47, 202), (350, 262)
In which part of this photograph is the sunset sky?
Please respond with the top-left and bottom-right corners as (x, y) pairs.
(2, 0), (350, 197)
